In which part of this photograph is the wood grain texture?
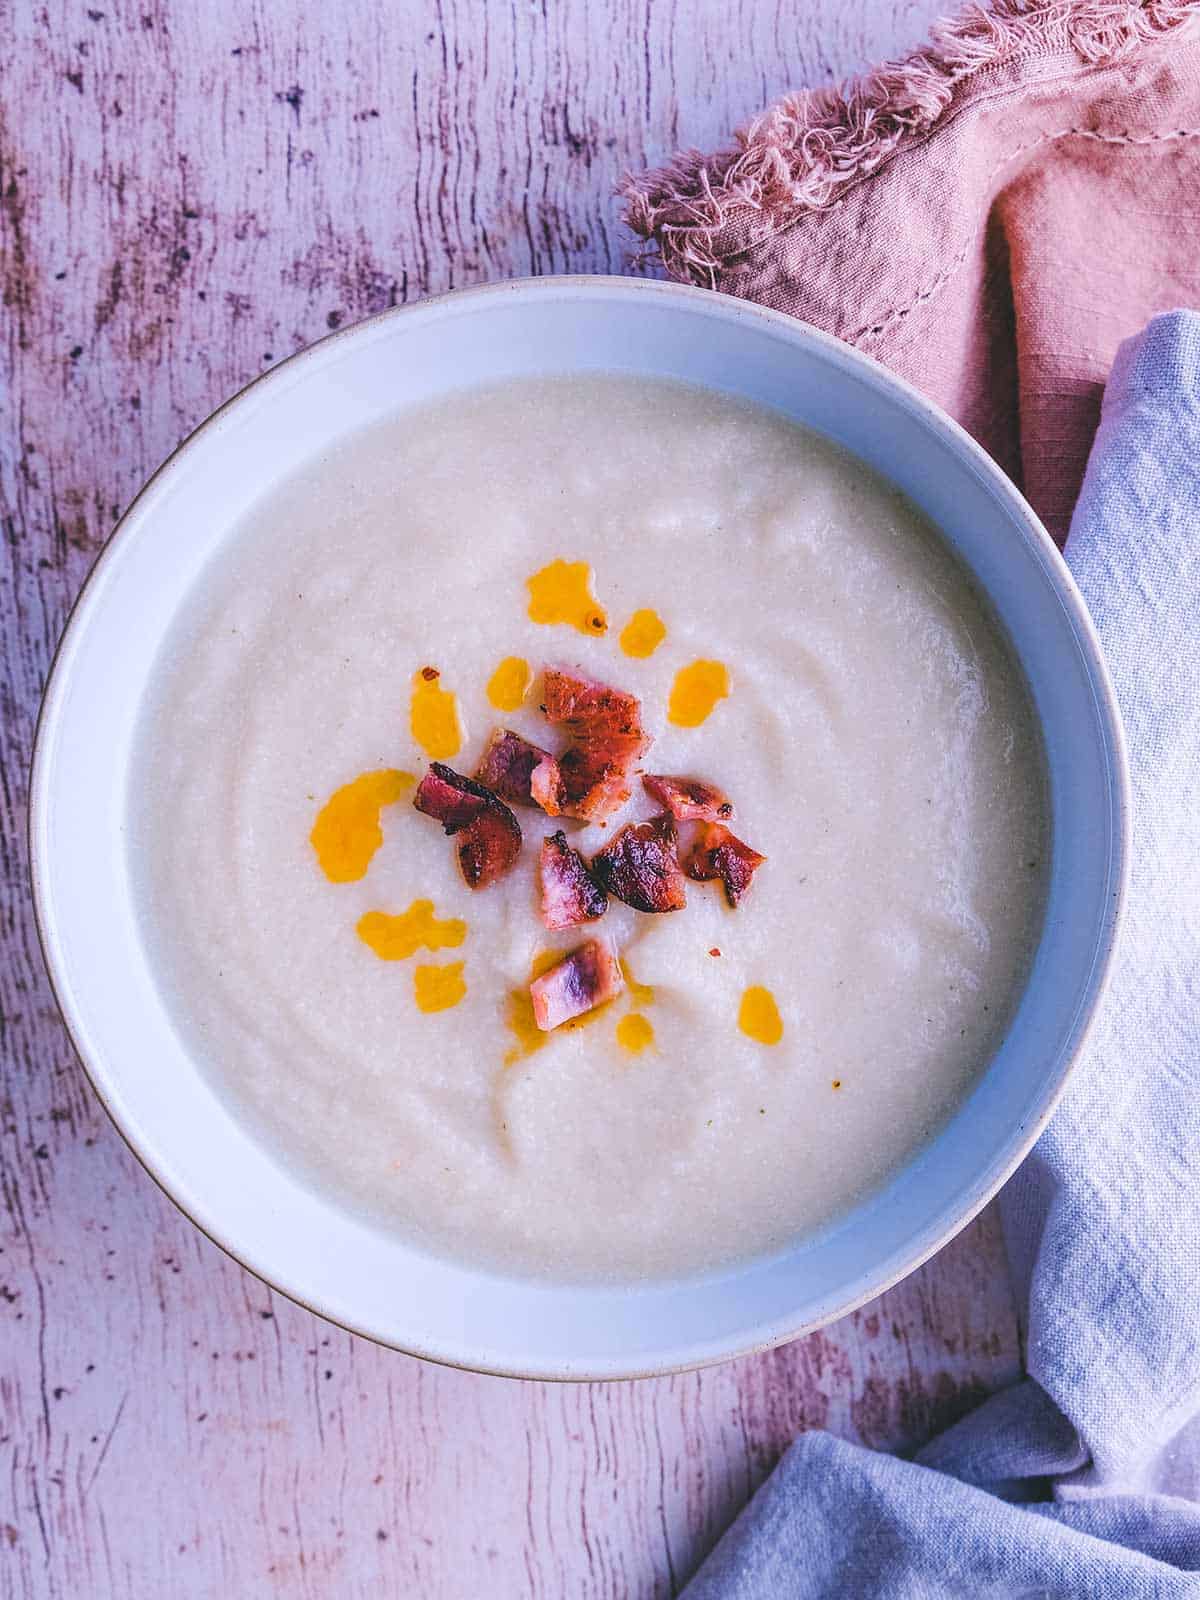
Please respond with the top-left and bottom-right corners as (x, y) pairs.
(0, 1), (1017, 1595)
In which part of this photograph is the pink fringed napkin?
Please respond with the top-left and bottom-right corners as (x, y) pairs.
(622, 0), (1200, 541)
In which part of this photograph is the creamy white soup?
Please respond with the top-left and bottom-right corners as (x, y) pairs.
(129, 375), (1047, 1281)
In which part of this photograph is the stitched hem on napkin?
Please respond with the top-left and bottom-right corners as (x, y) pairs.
(620, 0), (1200, 284)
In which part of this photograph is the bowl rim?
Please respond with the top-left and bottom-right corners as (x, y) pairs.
(29, 274), (1130, 1380)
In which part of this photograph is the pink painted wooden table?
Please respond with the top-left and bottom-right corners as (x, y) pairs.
(2, 3), (1021, 1594)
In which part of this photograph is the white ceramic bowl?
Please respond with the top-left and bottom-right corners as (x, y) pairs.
(31, 277), (1128, 1379)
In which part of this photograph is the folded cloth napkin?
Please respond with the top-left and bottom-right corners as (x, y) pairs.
(679, 309), (1200, 1596)
(623, 0), (1200, 541)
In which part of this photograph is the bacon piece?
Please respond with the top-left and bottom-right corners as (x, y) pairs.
(538, 831), (608, 931)
(590, 814), (687, 914)
(642, 773), (734, 823)
(557, 743), (642, 823)
(457, 805), (522, 889)
(413, 762), (522, 889)
(542, 669), (644, 741)
(474, 728), (556, 810)
(685, 822), (767, 908)
(530, 938), (624, 1031)
(541, 667), (652, 823)
(530, 753), (564, 817)
(413, 762), (494, 832)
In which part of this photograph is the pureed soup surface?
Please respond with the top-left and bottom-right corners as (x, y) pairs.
(130, 375), (1047, 1282)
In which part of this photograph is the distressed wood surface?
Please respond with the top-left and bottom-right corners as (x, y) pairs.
(0, 1), (1020, 1595)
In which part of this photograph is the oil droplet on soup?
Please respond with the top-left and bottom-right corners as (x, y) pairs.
(503, 991), (546, 1065)
(414, 961), (467, 1014)
(619, 608), (666, 659)
(503, 950), (560, 1064)
(309, 769), (413, 883)
(526, 560), (608, 635)
(619, 957), (655, 1008)
(487, 655), (532, 712)
(356, 900), (467, 961)
(668, 660), (730, 728)
(503, 990), (546, 1065)
(739, 985), (783, 1046)
(410, 667), (464, 759)
(616, 1013), (655, 1054)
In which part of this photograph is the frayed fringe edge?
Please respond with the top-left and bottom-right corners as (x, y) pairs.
(619, 0), (1200, 282)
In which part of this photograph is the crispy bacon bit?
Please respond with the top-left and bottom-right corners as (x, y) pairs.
(541, 667), (652, 823)
(643, 773), (734, 823)
(557, 744), (640, 823)
(420, 665), (440, 681)
(457, 805), (522, 889)
(685, 823), (767, 908)
(539, 832), (608, 931)
(590, 814), (687, 914)
(413, 762), (522, 890)
(530, 938), (624, 1031)
(543, 668), (643, 737)
(413, 762), (494, 832)
(475, 728), (556, 810)
(530, 753), (564, 816)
